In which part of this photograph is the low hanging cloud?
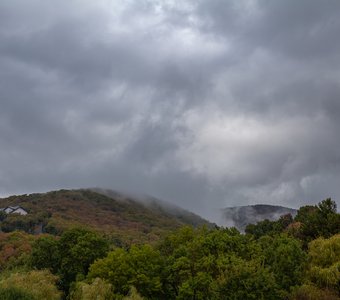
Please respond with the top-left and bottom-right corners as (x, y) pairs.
(1, 0), (340, 221)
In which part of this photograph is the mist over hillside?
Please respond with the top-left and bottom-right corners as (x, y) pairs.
(222, 204), (297, 231)
(89, 187), (213, 228)
(0, 189), (212, 245)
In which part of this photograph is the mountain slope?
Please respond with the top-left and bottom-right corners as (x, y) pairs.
(0, 189), (211, 245)
(91, 188), (208, 227)
(222, 204), (297, 231)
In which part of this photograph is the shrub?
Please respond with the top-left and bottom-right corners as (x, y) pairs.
(0, 270), (61, 300)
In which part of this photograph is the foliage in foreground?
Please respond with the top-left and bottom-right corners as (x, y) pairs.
(0, 197), (338, 299)
(70, 278), (114, 300)
(307, 234), (340, 294)
(30, 228), (109, 292)
(0, 270), (61, 300)
(87, 227), (306, 299)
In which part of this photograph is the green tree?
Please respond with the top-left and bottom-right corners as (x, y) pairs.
(70, 278), (114, 300)
(0, 270), (61, 300)
(88, 245), (164, 299)
(0, 287), (35, 300)
(258, 234), (307, 294)
(306, 234), (340, 295)
(245, 214), (294, 238)
(88, 248), (132, 295)
(295, 199), (340, 242)
(58, 228), (109, 292)
(290, 284), (339, 300)
(128, 245), (164, 298)
(123, 287), (144, 300)
(216, 255), (279, 300)
(30, 236), (60, 273)
(245, 219), (277, 238)
(158, 226), (259, 299)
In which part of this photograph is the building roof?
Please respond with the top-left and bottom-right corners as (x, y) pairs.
(0, 206), (28, 214)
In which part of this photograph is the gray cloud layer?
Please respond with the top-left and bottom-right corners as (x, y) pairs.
(1, 0), (340, 221)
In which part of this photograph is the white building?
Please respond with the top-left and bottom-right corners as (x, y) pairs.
(0, 206), (28, 215)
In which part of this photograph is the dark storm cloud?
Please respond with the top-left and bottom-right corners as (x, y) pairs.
(1, 0), (340, 221)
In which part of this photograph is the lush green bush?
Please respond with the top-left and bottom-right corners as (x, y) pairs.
(87, 226), (306, 299)
(216, 256), (279, 300)
(88, 244), (164, 298)
(0, 270), (61, 300)
(295, 198), (340, 241)
(258, 234), (307, 292)
(122, 287), (144, 300)
(0, 287), (35, 300)
(69, 278), (114, 300)
(30, 235), (59, 273)
(290, 284), (339, 300)
(30, 228), (109, 293)
(306, 234), (340, 295)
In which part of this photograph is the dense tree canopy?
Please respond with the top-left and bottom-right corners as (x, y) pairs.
(0, 270), (61, 300)
(0, 197), (338, 299)
(30, 228), (109, 292)
(87, 226), (308, 300)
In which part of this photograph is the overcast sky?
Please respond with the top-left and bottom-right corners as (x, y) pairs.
(1, 0), (340, 221)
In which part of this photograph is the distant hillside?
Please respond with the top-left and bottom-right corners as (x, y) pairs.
(222, 204), (297, 231)
(91, 188), (208, 227)
(0, 189), (212, 245)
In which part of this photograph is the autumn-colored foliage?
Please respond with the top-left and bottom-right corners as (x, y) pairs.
(0, 189), (210, 245)
(0, 231), (34, 270)
(0, 194), (339, 299)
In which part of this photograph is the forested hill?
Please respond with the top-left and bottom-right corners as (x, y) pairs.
(0, 194), (339, 299)
(0, 189), (211, 244)
(90, 187), (210, 227)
